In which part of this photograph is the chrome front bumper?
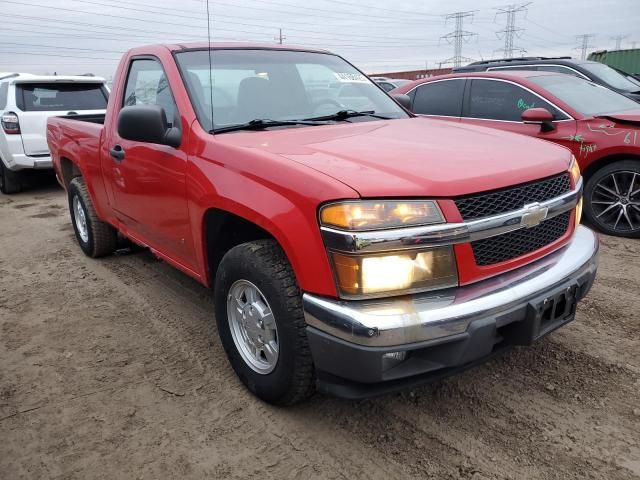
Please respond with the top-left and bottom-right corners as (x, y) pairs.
(303, 225), (599, 348)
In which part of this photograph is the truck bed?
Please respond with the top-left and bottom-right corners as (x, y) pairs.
(55, 113), (106, 125)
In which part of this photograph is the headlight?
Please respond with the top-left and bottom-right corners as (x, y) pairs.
(569, 155), (581, 186)
(575, 197), (583, 227)
(320, 200), (444, 231)
(329, 247), (458, 298)
(568, 156), (582, 227)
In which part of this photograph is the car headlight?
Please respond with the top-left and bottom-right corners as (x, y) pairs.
(320, 200), (444, 231)
(568, 156), (582, 226)
(329, 247), (458, 298)
(320, 200), (458, 298)
(569, 155), (581, 186)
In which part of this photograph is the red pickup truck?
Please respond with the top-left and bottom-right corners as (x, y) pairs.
(47, 43), (598, 405)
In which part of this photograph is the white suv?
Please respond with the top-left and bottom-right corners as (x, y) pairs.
(0, 73), (108, 193)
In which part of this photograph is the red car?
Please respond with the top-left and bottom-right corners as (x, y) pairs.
(392, 71), (640, 237)
(46, 44), (597, 403)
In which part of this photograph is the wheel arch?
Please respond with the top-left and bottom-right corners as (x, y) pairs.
(200, 205), (337, 297)
(59, 156), (84, 189)
(582, 153), (640, 183)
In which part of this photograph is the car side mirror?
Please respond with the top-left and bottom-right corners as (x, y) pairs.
(521, 107), (555, 133)
(118, 105), (181, 148)
(392, 94), (412, 111)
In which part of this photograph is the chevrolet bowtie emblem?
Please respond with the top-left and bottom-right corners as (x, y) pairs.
(521, 203), (549, 228)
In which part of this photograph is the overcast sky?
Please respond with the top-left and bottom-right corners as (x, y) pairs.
(0, 0), (638, 79)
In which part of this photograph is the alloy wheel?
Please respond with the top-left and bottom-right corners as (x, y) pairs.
(591, 170), (640, 233)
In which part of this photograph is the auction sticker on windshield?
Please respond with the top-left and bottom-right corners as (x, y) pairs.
(334, 72), (369, 83)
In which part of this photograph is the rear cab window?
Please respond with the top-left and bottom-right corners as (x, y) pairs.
(15, 83), (108, 111)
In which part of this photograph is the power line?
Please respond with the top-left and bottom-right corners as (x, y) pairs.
(441, 11), (478, 67)
(494, 3), (530, 58)
(575, 33), (596, 60)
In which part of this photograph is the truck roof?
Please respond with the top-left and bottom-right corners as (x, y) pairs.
(128, 42), (331, 55)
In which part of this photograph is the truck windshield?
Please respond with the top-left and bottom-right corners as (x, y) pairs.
(16, 83), (107, 112)
(581, 62), (640, 92)
(529, 74), (639, 117)
(175, 49), (408, 132)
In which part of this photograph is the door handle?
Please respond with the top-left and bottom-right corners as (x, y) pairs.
(110, 145), (125, 161)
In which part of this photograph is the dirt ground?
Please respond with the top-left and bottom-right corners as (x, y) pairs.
(0, 179), (638, 480)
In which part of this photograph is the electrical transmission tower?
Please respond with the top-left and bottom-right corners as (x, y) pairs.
(575, 34), (596, 60)
(495, 3), (530, 58)
(611, 34), (628, 50)
(441, 11), (478, 67)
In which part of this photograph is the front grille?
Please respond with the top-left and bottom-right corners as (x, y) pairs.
(471, 212), (571, 266)
(455, 174), (571, 220)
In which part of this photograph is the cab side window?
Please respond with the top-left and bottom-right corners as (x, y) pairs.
(465, 79), (567, 121)
(412, 79), (465, 116)
(123, 59), (178, 127)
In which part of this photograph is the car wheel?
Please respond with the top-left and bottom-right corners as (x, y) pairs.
(214, 239), (315, 405)
(0, 161), (22, 194)
(68, 177), (118, 257)
(584, 160), (640, 238)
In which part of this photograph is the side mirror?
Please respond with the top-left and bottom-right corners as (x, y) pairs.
(118, 105), (181, 148)
(521, 107), (555, 132)
(392, 94), (412, 111)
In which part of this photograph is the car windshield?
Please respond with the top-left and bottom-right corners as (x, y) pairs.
(529, 74), (639, 116)
(581, 62), (640, 92)
(174, 49), (408, 132)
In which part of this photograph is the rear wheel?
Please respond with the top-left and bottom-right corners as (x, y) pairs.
(0, 162), (22, 194)
(68, 177), (118, 257)
(584, 160), (640, 238)
(214, 239), (315, 405)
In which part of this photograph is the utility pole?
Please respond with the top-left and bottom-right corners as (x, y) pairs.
(495, 3), (530, 58)
(611, 34), (628, 50)
(441, 11), (477, 67)
(575, 34), (596, 60)
(275, 28), (286, 44)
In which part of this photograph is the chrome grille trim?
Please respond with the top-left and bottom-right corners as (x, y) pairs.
(320, 177), (582, 254)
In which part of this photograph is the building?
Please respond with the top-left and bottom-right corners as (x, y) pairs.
(370, 67), (453, 81)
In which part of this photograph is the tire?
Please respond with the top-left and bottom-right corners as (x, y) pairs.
(214, 239), (315, 405)
(584, 160), (640, 238)
(0, 161), (22, 194)
(68, 177), (118, 257)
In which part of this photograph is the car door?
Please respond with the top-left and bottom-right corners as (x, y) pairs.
(106, 57), (195, 269)
(409, 79), (465, 122)
(460, 78), (578, 152)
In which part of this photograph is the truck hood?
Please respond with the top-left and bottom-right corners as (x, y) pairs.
(218, 117), (571, 197)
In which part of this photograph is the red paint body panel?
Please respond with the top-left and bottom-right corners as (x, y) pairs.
(47, 44), (577, 300)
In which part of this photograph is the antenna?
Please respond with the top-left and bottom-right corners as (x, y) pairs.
(206, 0), (214, 131)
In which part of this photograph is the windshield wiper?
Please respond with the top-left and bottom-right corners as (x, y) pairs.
(211, 118), (326, 134)
(302, 110), (393, 122)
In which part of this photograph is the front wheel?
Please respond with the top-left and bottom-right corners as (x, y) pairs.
(68, 177), (118, 257)
(584, 160), (640, 238)
(214, 239), (314, 405)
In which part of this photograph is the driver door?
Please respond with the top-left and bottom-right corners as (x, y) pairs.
(107, 57), (195, 269)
